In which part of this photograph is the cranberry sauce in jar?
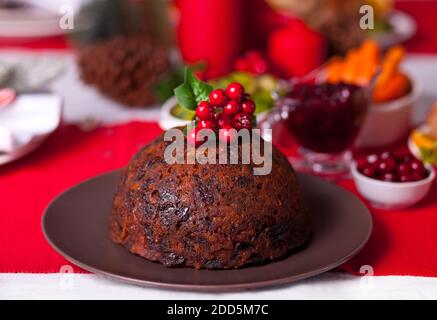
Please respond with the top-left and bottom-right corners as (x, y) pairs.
(284, 82), (368, 154)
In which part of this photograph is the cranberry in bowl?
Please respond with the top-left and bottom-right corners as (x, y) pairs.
(351, 150), (435, 210)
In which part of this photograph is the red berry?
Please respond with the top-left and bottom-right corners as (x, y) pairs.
(410, 159), (425, 174)
(234, 113), (252, 130)
(223, 100), (240, 116)
(235, 58), (249, 72)
(393, 147), (411, 162)
(251, 59), (269, 74)
(245, 51), (263, 63)
(397, 163), (411, 175)
(411, 172), (425, 181)
(226, 82), (244, 101)
(216, 113), (230, 128)
(219, 124), (237, 143)
(241, 99), (256, 114)
(382, 173), (397, 182)
(399, 174), (413, 183)
(362, 165), (377, 178)
(209, 89), (227, 107)
(378, 157), (396, 174)
(197, 120), (214, 130)
(187, 127), (201, 146)
(366, 154), (378, 164)
(380, 151), (392, 160)
(356, 156), (368, 171)
(196, 101), (213, 120)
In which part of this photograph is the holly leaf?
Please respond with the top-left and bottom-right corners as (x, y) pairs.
(174, 68), (213, 110)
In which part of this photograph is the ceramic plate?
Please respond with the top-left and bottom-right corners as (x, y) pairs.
(42, 170), (372, 292)
(373, 10), (417, 49)
(0, 94), (62, 165)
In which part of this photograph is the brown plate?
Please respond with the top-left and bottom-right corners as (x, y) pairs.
(42, 170), (372, 292)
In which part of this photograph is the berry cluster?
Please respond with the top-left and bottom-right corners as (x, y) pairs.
(234, 50), (269, 75)
(188, 82), (256, 146)
(356, 149), (429, 183)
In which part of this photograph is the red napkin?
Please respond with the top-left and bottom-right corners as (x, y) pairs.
(1, 120), (437, 276)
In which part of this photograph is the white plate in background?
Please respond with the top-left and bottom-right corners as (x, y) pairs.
(0, 93), (62, 165)
(0, 2), (91, 38)
(372, 10), (417, 49)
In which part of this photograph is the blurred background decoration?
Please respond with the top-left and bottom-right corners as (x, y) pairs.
(0, 0), (416, 108)
(3, 1), (437, 294)
(74, 0), (174, 107)
(0, 0), (422, 164)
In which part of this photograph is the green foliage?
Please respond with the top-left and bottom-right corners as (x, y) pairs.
(174, 68), (213, 110)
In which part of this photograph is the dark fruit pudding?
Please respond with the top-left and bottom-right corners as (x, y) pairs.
(284, 83), (368, 154)
(356, 149), (430, 183)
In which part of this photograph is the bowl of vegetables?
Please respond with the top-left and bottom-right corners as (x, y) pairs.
(325, 40), (418, 148)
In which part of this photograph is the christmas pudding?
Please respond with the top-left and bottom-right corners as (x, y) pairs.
(110, 72), (311, 269)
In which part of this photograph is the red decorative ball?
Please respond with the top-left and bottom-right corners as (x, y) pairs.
(241, 99), (256, 114)
(226, 82), (244, 101)
(209, 89), (227, 107)
(223, 100), (240, 116)
(196, 101), (213, 120)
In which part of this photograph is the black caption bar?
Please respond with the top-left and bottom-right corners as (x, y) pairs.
(1, 300), (435, 319)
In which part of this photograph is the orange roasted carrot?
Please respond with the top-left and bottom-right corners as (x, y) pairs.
(342, 48), (360, 84)
(373, 72), (411, 103)
(376, 45), (405, 88)
(356, 39), (380, 85)
(326, 57), (344, 83)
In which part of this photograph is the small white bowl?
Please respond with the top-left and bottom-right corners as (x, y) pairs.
(351, 162), (435, 210)
(355, 80), (419, 148)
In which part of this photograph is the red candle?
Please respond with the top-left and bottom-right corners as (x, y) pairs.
(175, 0), (244, 79)
(268, 19), (326, 78)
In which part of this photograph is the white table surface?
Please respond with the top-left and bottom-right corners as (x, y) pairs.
(1, 50), (437, 300)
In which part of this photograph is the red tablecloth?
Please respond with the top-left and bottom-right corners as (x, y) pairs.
(0, 121), (436, 276)
(1, 1), (437, 276)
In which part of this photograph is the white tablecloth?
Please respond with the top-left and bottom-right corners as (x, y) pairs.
(1, 51), (437, 300)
